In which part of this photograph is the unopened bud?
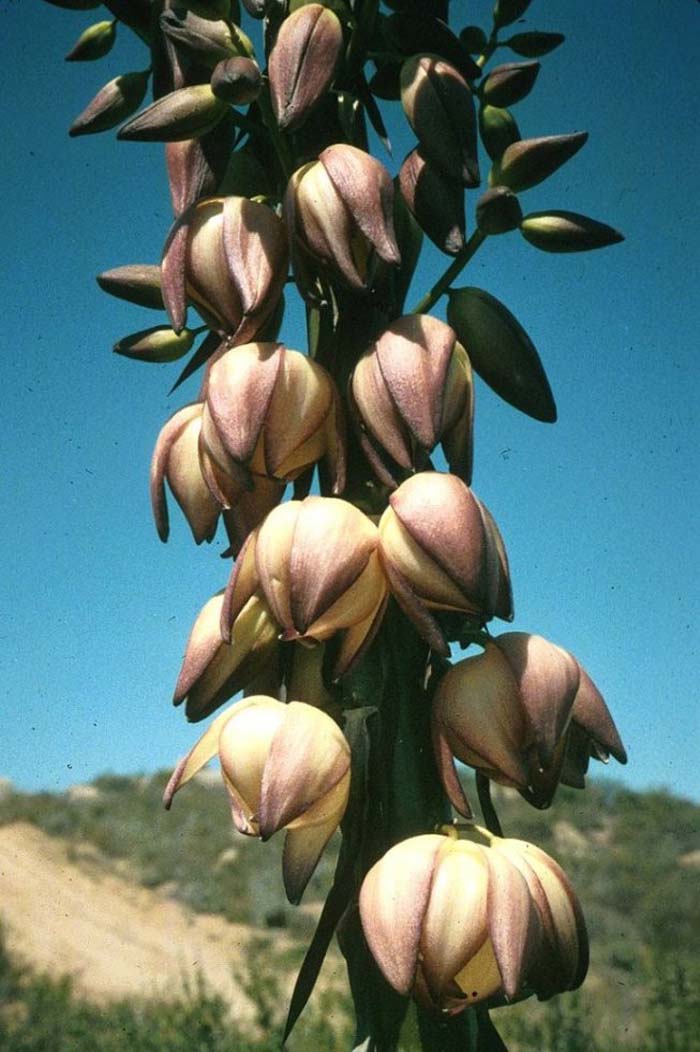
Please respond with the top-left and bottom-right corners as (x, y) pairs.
(400, 54), (479, 187)
(65, 19), (116, 62)
(69, 69), (150, 137)
(493, 0), (533, 29)
(96, 263), (164, 309)
(399, 148), (466, 256)
(459, 25), (488, 54)
(520, 211), (624, 252)
(479, 103), (521, 163)
(269, 4), (343, 131)
(476, 186), (522, 234)
(150, 403), (221, 545)
(505, 31), (565, 58)
(492, 132), (588, 192)
(482, 61), (540, 108)
(447, 286), (556, 422)
(384, 14), (481, 82)
(118, 84), (228, 143)
(210, 57), (261, 104)
(160, 9), (246, 68)
(113, 325), (194, 362)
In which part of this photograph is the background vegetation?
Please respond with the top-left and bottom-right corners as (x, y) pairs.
(1, 772), (698, 1051)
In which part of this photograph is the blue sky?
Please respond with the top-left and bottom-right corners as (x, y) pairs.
(1, 0), (698, 800)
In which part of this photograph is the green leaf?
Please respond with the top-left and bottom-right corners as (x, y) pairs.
(447, 286), (556, 422)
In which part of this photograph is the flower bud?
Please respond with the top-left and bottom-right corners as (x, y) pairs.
(476, 186), (522, 235)
(171, 593), (280, 721)
(96, 263), (164, 309)
(505, 32), (565, 58)
(400, 54), (479, 187)
(359, 835), (541, 1012)
(520, 211), (624, 253)
(150, 403), (221, 545)
(492, 132), (588, 193)
(482, 61), (540, 108)
(210, 57), (262, 104)
(398, 147), (466, 256)
(350, 315), (473, 487)
(69, 69), (150, 137)
(493, 0), (533, 29)
(222, 497), (388, 678)
(118, 84), (229, 142)
(269, 4), (343, 131)
(65, 19), (116, 61)
(165, 125), (234, 219)
(160, 8), (245, 69)
(433, 634), (627, 813)
(378, 472), (511, 654)
(165, 696), (351, 902)
(161, 196), (288, 338)
(447, 286), (556, 422)
(204, 341), (346, 492)
(478, 104), (521, 163)
(113, 325), (195, 362)
(285, 145), (400, 293)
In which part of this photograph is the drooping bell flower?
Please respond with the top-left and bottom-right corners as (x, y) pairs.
(221, 497), (389, 678)
(359, 832), (588, 1013)
(202, 341), (346, 493)
(161, 195), (288, 337)
(350, 314), (473, 488)
(172, 591), (280, 722)
(432, 633), (627, 812)
(284, 144), (400, 295)
(150, 403), (221, 545)
(164, 696), (351, 902)
(378, 473), (512, 654)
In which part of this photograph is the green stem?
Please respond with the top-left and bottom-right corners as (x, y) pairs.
(476, 27), (499, 70)
(409, 230), (487, 315)
(476, 772), (504, 838)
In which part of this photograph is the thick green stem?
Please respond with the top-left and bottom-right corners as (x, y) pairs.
(409, 230), (487, 316)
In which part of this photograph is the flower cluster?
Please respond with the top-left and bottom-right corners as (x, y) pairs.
(50, 0), (627, 1043)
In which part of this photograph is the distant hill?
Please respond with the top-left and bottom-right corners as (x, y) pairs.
(0, 772), (698, 1051)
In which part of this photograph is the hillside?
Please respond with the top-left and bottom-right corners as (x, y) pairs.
(0, 772), (698, 1051)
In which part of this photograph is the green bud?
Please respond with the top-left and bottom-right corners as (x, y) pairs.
(459, 25), (488, 55)
(520, 211), (624, 252)
(211, 57), (262, 104)
(482, 61), (540, 108)
(479, 104), (520, 162)
(69, 70), (150, 137)
(493, 0), (532, 29)
(504, 31), (565, 58)
(447, 287), (556, 422)
(117, 84), (228, 143)
(97, 264), (164, 310)
(492, 131), (588, 192)
(65, 20), (117, 62)
(160, 9), (244, 67)
(114, 326), (195, 362)
(476, 186), (522, 235)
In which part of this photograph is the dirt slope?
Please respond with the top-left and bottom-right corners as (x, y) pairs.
(0, 821), (259, 1010)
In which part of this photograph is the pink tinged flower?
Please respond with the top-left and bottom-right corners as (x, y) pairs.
(164, 696), (351, 903)
(285, 144), (400, 293)
(359, 835), (541, 1014)
(350, 314), (473, 488)
(268, 3), (343, 132)
(221, 497), (389, 678)
(432, 634), (627, 814)
(378, 472), (512, 655)
(398, 147), (466, 256)
(492, 838), (589, 998)
(150, 403), (220, 545)
(203, 341), (346, 493)
(161, 195), (288, 337)
(172, 592), (280, 722)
